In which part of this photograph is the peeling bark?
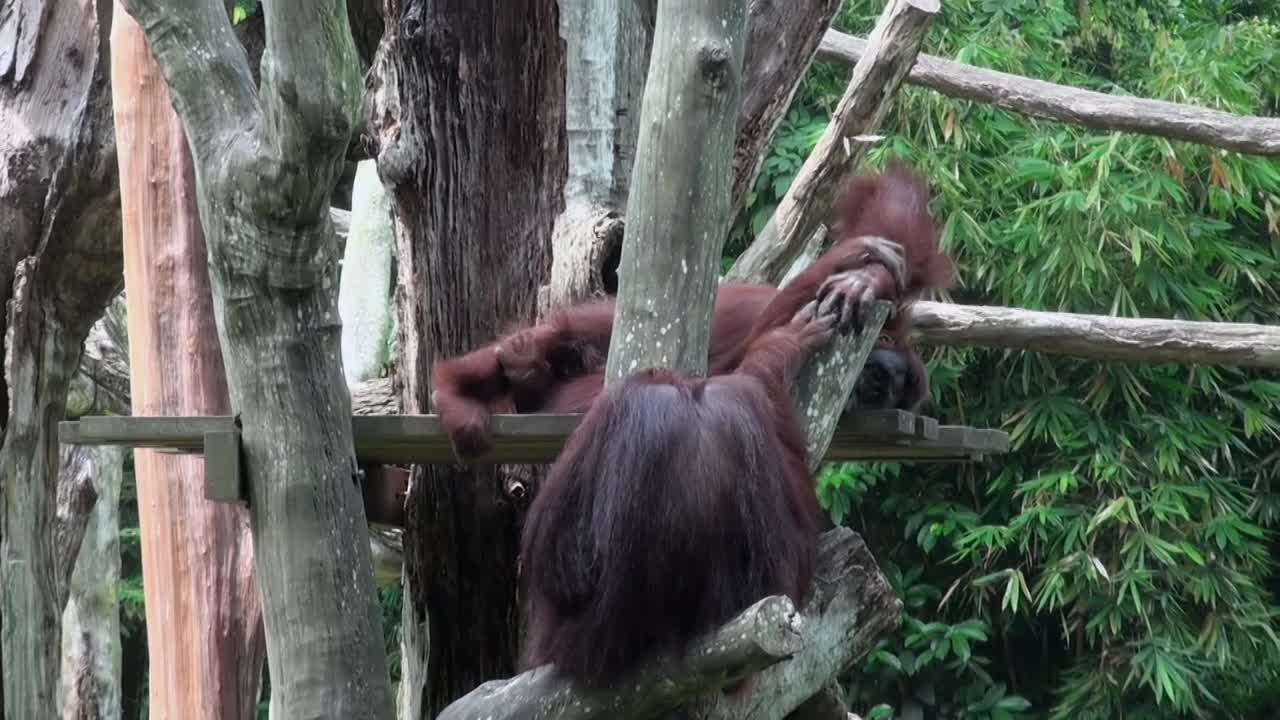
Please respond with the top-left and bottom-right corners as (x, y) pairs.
(109, 5), (267, 717)
(116, 0), (393, 715)
(369, 1), (567, 715)
(59, 444), (125, 720)
(0, 1), (122, 716)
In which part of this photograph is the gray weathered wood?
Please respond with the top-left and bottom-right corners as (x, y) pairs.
(727, 0), (940, 285)
(545, 0), (655, 308)
(115, 0), (394, 715)
(67, 294), (131, 420)
(437, 527), (900, 720)
(1, 1), (122, 715)
(547, 0), (845, 309)
(795, 302), (892, 468)
(604, 0), (752, 381)
(60, 408), (1004, 468)
(818, 30), (1280, 156)
(701, 530), (901, 719)
(59, 444), (126, 720)
(438, 595), (802, 720)
(202, 430), (243, 504)
(910, 301), (1280, 369)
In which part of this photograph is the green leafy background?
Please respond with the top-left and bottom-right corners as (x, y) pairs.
(115, 1), (1280, 718)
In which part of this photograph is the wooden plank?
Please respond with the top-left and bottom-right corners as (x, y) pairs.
(203, 430), (244, 504)
(60, 411), (1010, 463)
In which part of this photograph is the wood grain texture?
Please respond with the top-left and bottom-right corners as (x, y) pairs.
(369, 1), (568, 714)
(434, 528), (900, 720)
(731, 0), (843, 218)
(910, 301), (1280, 369)
(438, 596), (804, 720)
(818, 30), (1280, 156)
(604, 0), (752, 381)
(59, 409), (1010, 467)
(1, 1), (122, 715)
(116, 0), (395, 714)
(110, 8), (266, 717)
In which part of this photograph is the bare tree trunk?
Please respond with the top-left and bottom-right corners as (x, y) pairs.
(369, 1), (567, 715)
(116, 0), (394, 715)
(0, 1), (122, 717)
(604, 0), (752, 381)
(545, 0), (655, 308)
(109, 6), (268, 717)
(59, 444), (125, 720)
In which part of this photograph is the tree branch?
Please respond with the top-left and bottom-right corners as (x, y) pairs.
(700, 530), (900, 719)
(116, 0), (256, 149)
(259, 0), (362, 152)
(911, 301), (1280, 369)
(437, 528), (898, 720)
(727, 0), (940, 285)
(795, 303), (892, 466)
(817, 30), (1280, 156)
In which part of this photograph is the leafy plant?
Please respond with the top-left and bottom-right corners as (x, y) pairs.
(737, 0), (1280, 717)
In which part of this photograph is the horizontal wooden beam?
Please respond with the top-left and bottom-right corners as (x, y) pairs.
(818, 30), (1280, 156)
(59, 409), (1010, 464)
(911, 301), (1280, 369)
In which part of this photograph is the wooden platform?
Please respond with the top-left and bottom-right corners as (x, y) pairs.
(59, 409), (1009, 464)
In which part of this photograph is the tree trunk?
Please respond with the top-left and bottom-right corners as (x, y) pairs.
(369, 1), (567, 715)
(59, 444), (126, 720)
(109, 7), (268, 717)
(116, 0), (394, 716)
(0, 1), (122, 717)
(548, 0), (843, 308)
(545, 0), (655, 308)
(604, 0), (752, 381)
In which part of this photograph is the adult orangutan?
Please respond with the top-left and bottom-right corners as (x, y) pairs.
(519, 300), (835, 687)
(431, 162), (953, 459)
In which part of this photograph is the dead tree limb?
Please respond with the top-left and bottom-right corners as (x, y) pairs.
(437, 529), (899, 720)
(727, 0), (941, 285)
(911, 301), (1280, 369)
(817, 30), (1280, 156)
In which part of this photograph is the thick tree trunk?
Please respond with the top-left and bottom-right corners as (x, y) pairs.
(370, 1), (567, 715)
(117, 0), (394, 716)
(0, 1), (122, 717)
(59, 444), (125, 720)
(109, 7), (267, 717)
